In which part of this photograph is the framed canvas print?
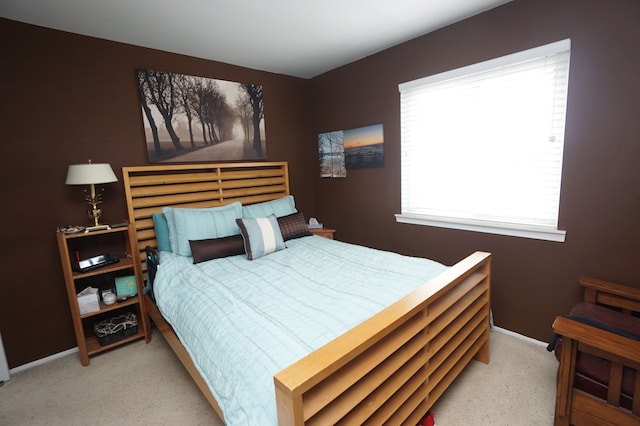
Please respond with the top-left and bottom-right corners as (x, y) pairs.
(137, 68), (266, 163)
(344, 124), (384, 169)
(318, 130), (346, 178)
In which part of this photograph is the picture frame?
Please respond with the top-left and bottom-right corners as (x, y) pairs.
(137, 68), (267, 163)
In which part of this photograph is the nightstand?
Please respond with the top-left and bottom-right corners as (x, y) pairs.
(310, 228), (336, 240)
(56, 224), (150, 365)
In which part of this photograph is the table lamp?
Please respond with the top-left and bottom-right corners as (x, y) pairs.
(65, 160), (118, 231)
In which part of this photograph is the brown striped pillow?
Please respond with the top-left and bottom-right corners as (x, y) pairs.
(277, 212), (312, 241)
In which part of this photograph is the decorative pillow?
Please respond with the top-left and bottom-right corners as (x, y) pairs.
(236, 215), (286, 260)
(152, 213), (171, 252)
(241, 195), (296, 218)
(189, 235), (245, 264)
(163, 202), (242, 257)
(277, 211), (312, 241)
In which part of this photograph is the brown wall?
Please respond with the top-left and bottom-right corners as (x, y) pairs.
(2, 0), (640, 367)
(310, 0), (640, 342)
(0, 18), (315, 367)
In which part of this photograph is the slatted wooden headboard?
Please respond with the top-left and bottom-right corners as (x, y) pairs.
(122, 162), (289, 272)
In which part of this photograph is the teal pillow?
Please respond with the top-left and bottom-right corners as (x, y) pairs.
(242, 195), (296, 218)
(152, 213), (171, 252)
(236, 215), (286, 260)
(163, 202), (243, 257)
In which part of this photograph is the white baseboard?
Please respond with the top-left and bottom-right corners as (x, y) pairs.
(8, 326), (546, 375)
(10, 347), (78, 375)
(493, 326), (548, 348)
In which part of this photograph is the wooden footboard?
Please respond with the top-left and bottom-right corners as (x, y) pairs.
(274, 251), (491, 426)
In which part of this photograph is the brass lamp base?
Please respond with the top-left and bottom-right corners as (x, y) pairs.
(88, 206), (102, 225)
(85, 206), (110, 232)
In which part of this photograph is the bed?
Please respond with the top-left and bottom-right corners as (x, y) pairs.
(122, 161), (491, 425)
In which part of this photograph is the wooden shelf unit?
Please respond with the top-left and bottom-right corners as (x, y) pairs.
(56, 224), (150, 365)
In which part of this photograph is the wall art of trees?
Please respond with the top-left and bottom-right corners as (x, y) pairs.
(137, 68), (266, 163)
(318, 131), (346, 178)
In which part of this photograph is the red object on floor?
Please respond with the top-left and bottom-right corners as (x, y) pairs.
(418, 412), (435, 426)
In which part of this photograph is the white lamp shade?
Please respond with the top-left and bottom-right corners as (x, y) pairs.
(65, 163), (118, 185)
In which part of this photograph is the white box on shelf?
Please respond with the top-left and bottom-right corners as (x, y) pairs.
(77, 287), (100, 314)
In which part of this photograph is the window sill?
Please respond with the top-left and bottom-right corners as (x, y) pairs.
(395, 214), (566, 242)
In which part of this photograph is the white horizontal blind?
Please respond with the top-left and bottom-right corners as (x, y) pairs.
(399, 40), (570, 236)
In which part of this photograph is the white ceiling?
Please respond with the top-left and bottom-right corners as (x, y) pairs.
(1, 0), (512, 78)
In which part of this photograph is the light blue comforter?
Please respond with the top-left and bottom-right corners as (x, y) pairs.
(154, 235), (446, 425)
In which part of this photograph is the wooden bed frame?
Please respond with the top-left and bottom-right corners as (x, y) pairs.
(122, 161), (492, 425)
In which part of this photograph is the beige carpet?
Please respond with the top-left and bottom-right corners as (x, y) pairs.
(430, 329), (557, 425)
(0, 329), (557, 425)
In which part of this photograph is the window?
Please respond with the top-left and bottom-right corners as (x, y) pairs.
(397, 39), (570, 242)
